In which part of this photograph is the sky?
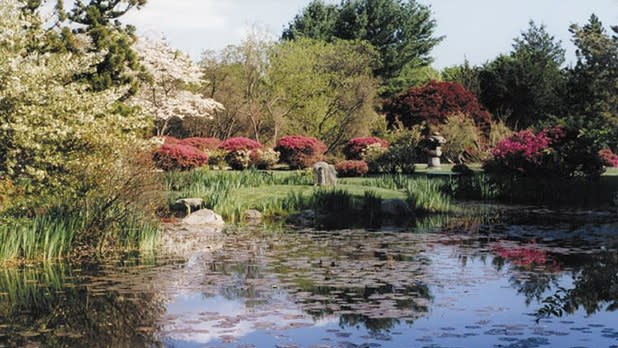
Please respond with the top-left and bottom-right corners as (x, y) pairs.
(124, 0), (618, 69)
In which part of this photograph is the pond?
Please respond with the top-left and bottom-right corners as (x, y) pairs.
(1, 206), (618, 348)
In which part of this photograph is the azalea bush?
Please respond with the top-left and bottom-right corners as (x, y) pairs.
(484, 126), (605, 178)
(335, 160), (369, 177)
(153, 144), (209, 171)
(218, 137), (263, 170)
(180, 137), (221, 152)
(343, 137), (389, 160)
(275, 135), (327, 169)
(599, 149), (618, 167)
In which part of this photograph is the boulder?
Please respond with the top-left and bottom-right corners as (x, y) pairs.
(243, 209), (263, 225)
(381, 199), (413, 217)
(172, 198), (204, 213)
(286, 210), (316, 227)
(183, 209), (224, 227)
(312, 161), (337, 186)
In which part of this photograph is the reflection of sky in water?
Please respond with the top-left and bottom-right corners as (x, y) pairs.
(158, 228), (618, 347)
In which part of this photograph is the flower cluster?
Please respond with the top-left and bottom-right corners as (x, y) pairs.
(335, 160), (369, 177)
(153, 144), (209, 171)
(493, 241), (558, 271)
(484, 126), (565, 176)
(275, 135), (327, 169)
(218, 137), (263, 153)
(343, 137), (389, 160)
(599, 149), (618, 167)
(180, 137), (221, 152)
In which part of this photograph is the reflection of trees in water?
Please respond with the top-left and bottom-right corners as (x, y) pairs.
(0, 262), (166, 347)
(538, 251), (618, 318)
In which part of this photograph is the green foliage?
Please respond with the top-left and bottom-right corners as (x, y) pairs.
(267, 39), (380, 149)
(566, 15), (618, 150)
(441, 59), (481, 99)
(438, 114), (482, 163)
(282, 0), (443, 96)
(372, 125), (424, 174)
(479, 21), (566, 129)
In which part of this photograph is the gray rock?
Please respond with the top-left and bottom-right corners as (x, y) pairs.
(183, 209), (224, 227)
(243, 209), (263, 225)
(312, 161), (337, 186)
(286, 210), (316, 227)
(171, 198), (204, 213)
(381, 199), (413, 216)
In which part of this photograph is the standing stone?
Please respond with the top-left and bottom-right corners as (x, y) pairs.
(312, 161), (337, 186)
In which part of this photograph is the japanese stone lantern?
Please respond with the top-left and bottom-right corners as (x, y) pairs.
(425, 132), (446, 168)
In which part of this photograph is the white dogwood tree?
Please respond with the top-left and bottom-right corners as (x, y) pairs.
(131, 36), (223, 135)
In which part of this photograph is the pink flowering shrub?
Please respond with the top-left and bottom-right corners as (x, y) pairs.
(180, 137), (221, 152)
(335, 160), (369, 177)
(218, 137), (263, 153)
(217, 137), (264, 170)
(343, 137), (389, 160)
(153, 144), (209, 171)
(162, 136), (181, 145)
(599, 149), (618, 167)
(275, 135), (327, 169)
(484, 126), (605, 178)
(493, 241), (559, 271)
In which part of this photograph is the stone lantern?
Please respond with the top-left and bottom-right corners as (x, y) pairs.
(425, 132), (446, 168)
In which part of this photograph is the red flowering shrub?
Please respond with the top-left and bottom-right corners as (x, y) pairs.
(217, 137), (263, 170)
(343, 137), (389, 160)
(335, 160), (369, 177)
(493, 241), (558, 270)
(180, 137), (221, 152)
(599, 149), (618, 167)
(218, 137), (263, 153)
(275, 135), (327, 169)
(384, 81), (492, 135)
(162, 136), (181, 145)
(484, 126), (605, 178)
(153, 144), (209, 171)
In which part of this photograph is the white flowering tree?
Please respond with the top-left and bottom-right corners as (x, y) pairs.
(0, 0), (150, 191)
(131, 36), (223, 135)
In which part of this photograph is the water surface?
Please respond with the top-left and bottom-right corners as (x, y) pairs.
(1, 207), (618, 348)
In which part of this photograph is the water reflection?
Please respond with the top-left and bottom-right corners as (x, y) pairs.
(0, 209), (617, 346)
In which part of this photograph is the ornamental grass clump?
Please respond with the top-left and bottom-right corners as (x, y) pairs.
(335, 160), (369, 177)
(153, 144), (209, 171)
(343, 137), (389, 160)
(275, 135), (327, 169)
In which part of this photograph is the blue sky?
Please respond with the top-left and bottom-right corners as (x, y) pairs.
(124, 0), (618, 69)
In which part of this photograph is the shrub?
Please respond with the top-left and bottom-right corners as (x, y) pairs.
(218, 137), (263, 170)
(343, 137), (389, 160)
(275, 135), (327, 169)
(484, 126), (605, 178)
(250, 149), (281, 170)
(218, 137), (263, 153)
(363, 143), (389, 173)
(208, 149), (228, 169)
(153, 144), (209, 171)
(372, 126), (423, 174)
(162, 136), (181, 145)
(180, 137), (221, 152)
(438, 113), (482, 163)
(384, 81), (492, 136)
(336, 160), (369, 177)
(599, 149), (618, 167)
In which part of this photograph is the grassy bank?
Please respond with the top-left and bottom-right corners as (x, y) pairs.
(164, 169), (459, 225)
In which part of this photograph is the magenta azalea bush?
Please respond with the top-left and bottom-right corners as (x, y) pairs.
(343, 137), (389, 160)
(218, 137), (263, 153)
(484, 126), (605, 178)
(153, 144), (209, 171)
(275, 135), (327, 169)
(180, 137), (221, 152)
(599, 149), (618, 167)
(335, 160), (369, 177)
